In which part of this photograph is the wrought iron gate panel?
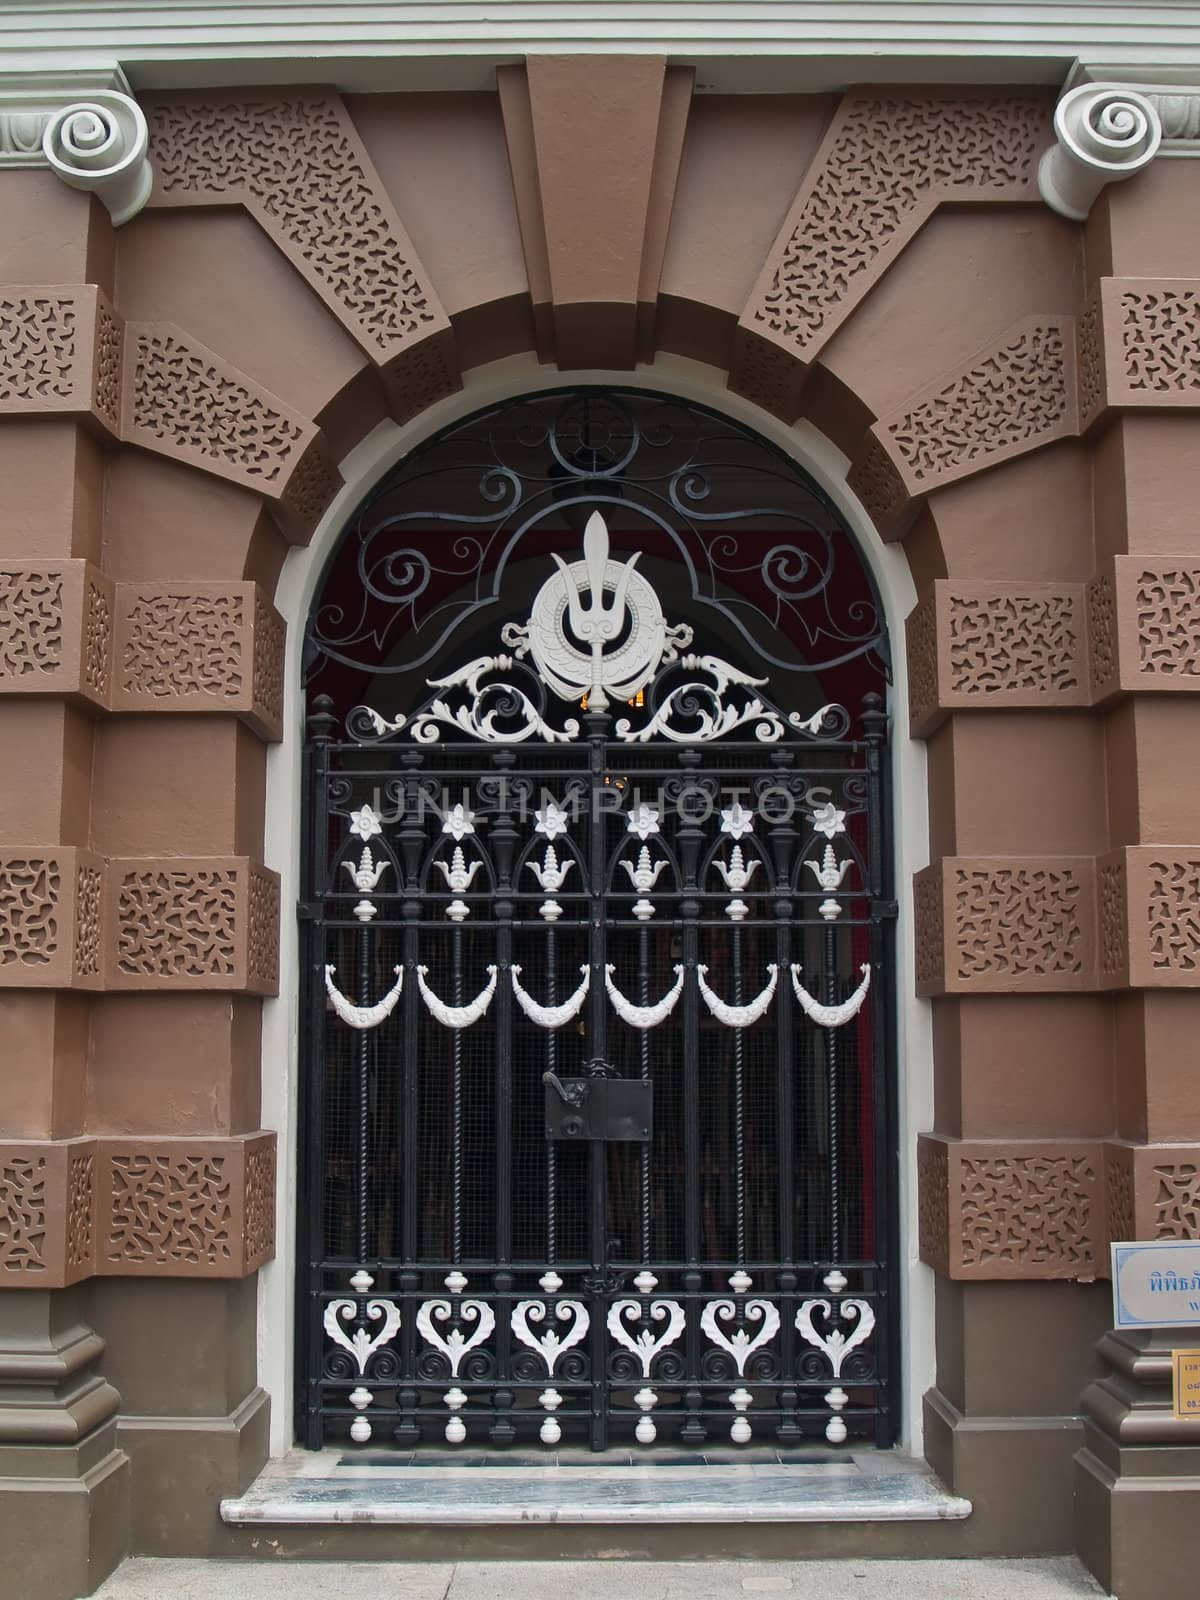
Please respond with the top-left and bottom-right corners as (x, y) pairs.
(298, 389), (897, 1453)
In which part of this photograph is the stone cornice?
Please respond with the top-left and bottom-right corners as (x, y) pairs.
(1, 6), (1200, 94)
(0, 65), (153, 223)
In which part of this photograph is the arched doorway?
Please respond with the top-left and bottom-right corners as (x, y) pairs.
(296, 388), (897, 1453)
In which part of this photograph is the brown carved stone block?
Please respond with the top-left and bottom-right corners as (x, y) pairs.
(95, 1132), (276, 1278)
(1081, 278), (1200, 423)
(0, 561), (113, 710)
(848, 316), (1079, 541)
(1105, 1140), (1200, 1243)
(105, 858), (279, 994)
(905, 581), (1088, 737)
(731, 88), (1047, 417)
(1122, 847), (1200, 987)
(918, 1133), (1103, 1280)
(915, 857), (1096, 996)
(141, 89), (458, 419)
(112, 581), (284, 740)
(1089, 557), (1200, 701)
(0, 848), (107, 991)
(0, 285), (122, 439)
(119, 320), (340, 540)
(0, 1137), (96, 1287)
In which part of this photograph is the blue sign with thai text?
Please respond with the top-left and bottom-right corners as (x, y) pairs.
(1112, 1240), (1200, 1329)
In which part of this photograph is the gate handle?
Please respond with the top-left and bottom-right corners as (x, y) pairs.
(543, 1071), (587, 1109)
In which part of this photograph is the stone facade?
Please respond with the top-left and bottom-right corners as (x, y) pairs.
(1, 47), (1200, 1600)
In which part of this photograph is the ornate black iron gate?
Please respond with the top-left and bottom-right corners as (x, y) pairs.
(298, 390), (897, 1452)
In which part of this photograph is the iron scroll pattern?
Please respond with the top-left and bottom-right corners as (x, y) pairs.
(300, 689), (895, 1452)
(304, 388), (888, 694)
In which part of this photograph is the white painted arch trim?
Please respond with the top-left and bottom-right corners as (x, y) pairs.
(259, 351), (934, 1458)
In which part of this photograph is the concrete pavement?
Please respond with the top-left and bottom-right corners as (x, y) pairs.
(93, 1556), (1111, 1598)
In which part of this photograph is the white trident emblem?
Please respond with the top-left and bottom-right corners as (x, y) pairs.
(524, 511), (689, 709)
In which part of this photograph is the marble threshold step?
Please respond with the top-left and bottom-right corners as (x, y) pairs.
(221, 1450), (971, 1526)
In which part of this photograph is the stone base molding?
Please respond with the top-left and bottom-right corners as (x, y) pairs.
(1076, 1329), (1200, 1600)
(0, 567), (283, 738)
(918, 1134), (1104, 1281)
(0, 1132), (275, 1287)
(0, 1287), (130, 1600)
(0, 294), (341, 541)
(0, 854), (279, 992)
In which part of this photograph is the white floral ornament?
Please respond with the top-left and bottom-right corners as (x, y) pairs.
(535, 801), (570, 840)
(720, 802), (755, 839)
(810, 801), (846, 839)
(349, 804), (383, 841)
(442, 803), (476, 840)
(626, 802), (661, 841)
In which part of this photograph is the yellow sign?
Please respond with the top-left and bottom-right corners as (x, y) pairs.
(1172, 1349), (1200, 1419)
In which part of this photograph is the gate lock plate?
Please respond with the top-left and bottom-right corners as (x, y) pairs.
(543, 1072), (652, 1142)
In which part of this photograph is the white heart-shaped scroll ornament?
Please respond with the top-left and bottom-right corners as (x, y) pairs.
(606, 1298), (687, 1378)
(510, 1298), (590, 1375)
(699, 1297), (781, 1376)
(323, 1297), (402, 1375)
(415, 1297), (496, 1377)
(795, 1297), (876, 1379)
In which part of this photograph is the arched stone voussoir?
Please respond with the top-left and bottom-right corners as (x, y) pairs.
(729, 86), (1050, 420)
(140, 87), (462, 419)
(120, 319), (341, 543)
(847, 314), (1079, 542)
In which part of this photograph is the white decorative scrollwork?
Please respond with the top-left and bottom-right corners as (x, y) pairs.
(790, 963), (871, 1029)
(415, 1297), (496, 1377)
(408, 655), (579, 745)
(616, 654), (784, 744)
(1039, 81), (1161, 221)
(416, 964), (499, 1028)
(528, 843), (574, 891)
(696, 963), (779, 1029)
(714, 843), (758, 920)
(510, 1299), (590, 1374)
(796, 1296), (876, 1379)
(606, 1298), (686, 1378)
(605, 963), (686, 1030)
(324, 1297), (402, 1376)
(700, 1296), (781, 1376)
(606, 1297), (686, 1446)
(324, 964), (404, 1031)
(510, 963), (590, 1029)
(41, 90), (154, 226)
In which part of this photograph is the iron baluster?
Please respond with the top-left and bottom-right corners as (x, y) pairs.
(638, 922), (651, 1264)
(733, 920), (745, 1265)
(490, 758), (518, 1446)
(451, 921), (464, 1264)
(824, 914), (840, 1266)
(677, 751), (706, 1446)
(585, 710), (610, 1451)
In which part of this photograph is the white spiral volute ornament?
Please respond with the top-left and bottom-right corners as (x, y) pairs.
(1039, 83), (1161, 222)
(41, 92), (153, 226)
